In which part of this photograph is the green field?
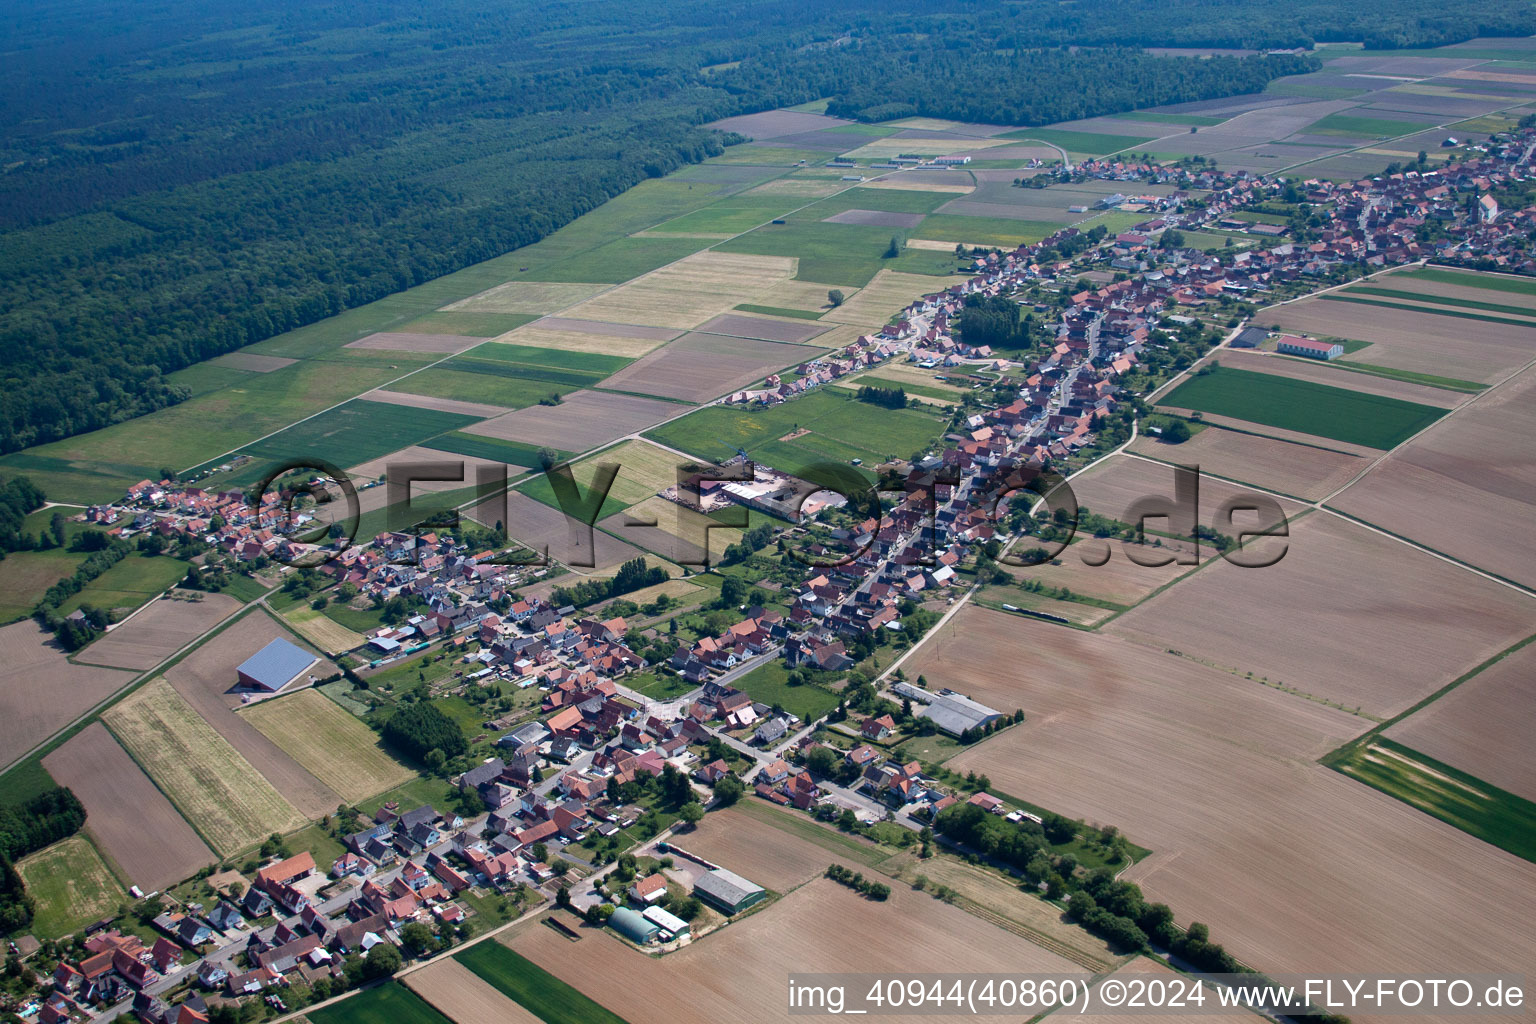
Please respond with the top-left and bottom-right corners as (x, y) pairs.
(1344, 285), (1536, 319)
(17, 835), (126, 939)
(998, 128), (1156, 155)
(1306, 113), (1434, 138)
(308, 982), (451, 1024)
(645, 389), (948, 477)
(422, 431), (569, 468)
(1115, 111), (1226, 128)
(56, 553), (192, 615)
(457, 940), (631, 1024)
(384, 368), (577, 409)
(1321, 293), (1536, 329)
(911, 215), (1058, 248)
(650, 198), (800, 235)
(1159, 365), (1446, 449)
(1332, 739), (1536, 864)
(240, 399), (484, 470)
(393, 311), (539, 336)
(1399, 267), (1536, 297)
(845, 375), (960, 402)
(0, 548), (89, 623)
(734, 303), (824, 320)
(731, 659), (841, 721)
(716, 219), (959, 286)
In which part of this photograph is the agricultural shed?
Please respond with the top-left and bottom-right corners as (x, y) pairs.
(609, 907), (660, 944)
(236, 638), (319, 692)
(693, 868), (766, 915)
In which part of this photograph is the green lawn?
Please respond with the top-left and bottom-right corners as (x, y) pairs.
(238, 399), (484, 473)
(1159, 364), (1446, 449)
(1332, 739), (1536, 864)
(997, 128), (1156, 155)
(1306, 113), (1433, 138)
(57, 554), (192, 616)
(645, 389), (947, 475)
(731, 659), (840, 721)
(282, 822), (347, 870)
(383, 368), (577, 409)
(308, 982), (451, 1024)
(0, 548), (88, 623)
(911, 215), (1058, 248)
(17, 835), (126, 939)
(456, 940), (631, 1024)
(422, 432), (567, 469)
(322, 602), (386, 633)
(650, 198), (801, 235)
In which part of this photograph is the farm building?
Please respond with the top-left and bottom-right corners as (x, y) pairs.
(916, 691), (1005, 737)
(1230, 326), (1269, 349)
(643, 904), (690, 938)
(1276, 335), (1343, 360)
(693, 868), (766, 915)
(236, 638), (319, 692)
(609, 907), (660, 944)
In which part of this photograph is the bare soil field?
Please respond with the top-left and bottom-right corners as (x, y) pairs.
(676, 803), (845, 891)
(0, 620), (134, 769)
(1058, 453), (1303, 543)
(1381, 272), (1536, 310)
(162, 612), (342, 818)
(822, 208), (925, 228)
(208, 353), (297, 373)
(74, 593), (242, 671)
(507, 877), (1086, 1024)
(42, 723), (215, 891)
(403, 958), (541, 1024)
(598, 495), (742, 566)
(560, 252), (796, 331)
(342, 332), (484, 355)
(1107, 513), (1536, 717)
(1129, 428), (1369, 502)
(105, 678), (308, 856)
(363, 389), (510, 419)
(596, 333), (810, 402)
(1384, 641), (1536, 803)
(1048, 958), (1254, 1023)
(1155, 410), (1382, 459)
(443, 281), (610, 315)
(1327, 363), (1536, 589)
(695, 312), (830, 344)
(482, 491), (665, 574)
(911, 608), (1536, 1010)
(464, 390), (683, 452)
(1213, 350), (1466, 408)
(822, 270), (968, 329)
(1004, 539), (1211, 608)
(241, 689), (414, 804)
(1259, 296), (1536, 384)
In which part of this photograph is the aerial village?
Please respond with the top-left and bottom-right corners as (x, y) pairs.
(24, 121), (1536, 1024)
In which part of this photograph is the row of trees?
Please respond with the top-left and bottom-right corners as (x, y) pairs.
(550, 557), (668, 610)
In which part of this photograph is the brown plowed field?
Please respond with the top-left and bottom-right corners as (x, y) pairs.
(74, 594), (242, 671)
(0, 620), (133, 769)
(463, 391), (683, 452)
(595, 333), (810, 402)
(1106, 513), (1535, 717)
(906, 607), (1536, 1016)
(403, 957), (541, 1024)
(43, 723), (215, 890)
(1128, 427), (1368, 501)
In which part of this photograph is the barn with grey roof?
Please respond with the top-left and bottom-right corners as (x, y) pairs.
(915, 691), (1004, 737)
(692, 867), (766, 915)
(236, 637), (319, 692)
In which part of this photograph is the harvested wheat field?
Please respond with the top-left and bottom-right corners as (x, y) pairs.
(560, 252), (796, 331)
(493, 320), (679, 359)
(73, 593), (241, 671)
(507, 877), (1086, 1024)
(1214, 350), (1467, 408)
(822, 270), (966, 328)
(163, 612), (342, 817)
(1107, 514), (1536, 718)
(1128, 427), (1368, 501)
(43, 722), (215, 889)
(403, 958), (541, 1024)
(1384, 640), (1536, 803)
(104, 678), (307, 855)
(910, 608), (1536, 1014)
(1328, 362), (1536, 589)
(596, 333), (810, 402)
(0, 620), (134, 768)
(281, 605), (366, 656)
(242, 689), (414, 804)
(444, 281), (610, 315)
(464, 391), (682, 452)
(1260, 296), (1536, 385)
